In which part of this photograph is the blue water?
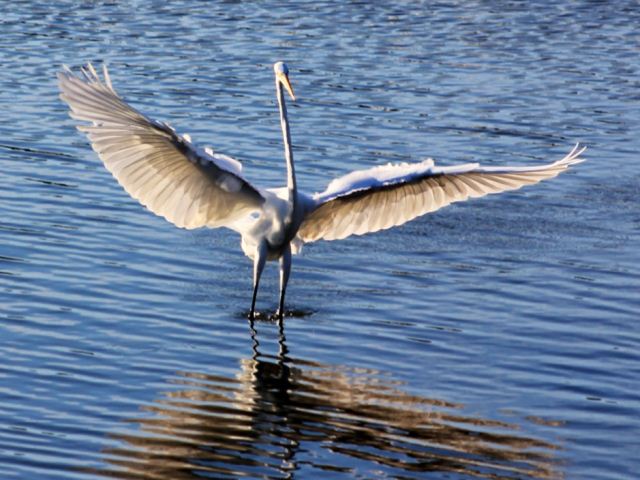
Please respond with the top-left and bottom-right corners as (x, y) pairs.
(1, 2), (639, 479)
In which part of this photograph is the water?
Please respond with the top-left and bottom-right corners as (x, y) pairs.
(1, 1), (638, 479)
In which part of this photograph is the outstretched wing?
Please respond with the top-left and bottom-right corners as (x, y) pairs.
(298, 144), (585, 242)
(58, 63), (264, 229)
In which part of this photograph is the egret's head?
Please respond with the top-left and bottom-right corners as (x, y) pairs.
(273, 61), (295, 101)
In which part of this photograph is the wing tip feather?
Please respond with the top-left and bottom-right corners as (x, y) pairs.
(553, 143), (587, 169)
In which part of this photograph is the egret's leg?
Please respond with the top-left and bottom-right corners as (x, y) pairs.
(249, 240), (268, 320)
(276, 244), (292, 320)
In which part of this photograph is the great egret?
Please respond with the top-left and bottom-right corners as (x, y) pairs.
(58, 62), (585, 320)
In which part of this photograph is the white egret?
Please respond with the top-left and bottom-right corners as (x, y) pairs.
(58, 62), (585, 320)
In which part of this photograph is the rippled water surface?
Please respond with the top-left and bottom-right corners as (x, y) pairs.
(1, 2), (639, 479)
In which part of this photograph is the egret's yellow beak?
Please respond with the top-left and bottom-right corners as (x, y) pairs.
(280, 73), (296, 101)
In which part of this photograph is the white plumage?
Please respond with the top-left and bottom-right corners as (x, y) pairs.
(298, 146), (584, 242)
(58, 62), (585, 319)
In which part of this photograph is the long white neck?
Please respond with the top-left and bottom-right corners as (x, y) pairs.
(276, 79), (297, 220)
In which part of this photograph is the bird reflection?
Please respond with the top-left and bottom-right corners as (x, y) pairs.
(88, 323), (562, 480)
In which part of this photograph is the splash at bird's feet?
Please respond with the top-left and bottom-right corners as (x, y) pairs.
(242, 308), (315, 322)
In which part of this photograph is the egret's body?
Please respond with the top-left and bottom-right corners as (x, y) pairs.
(58, 62), (585, 319)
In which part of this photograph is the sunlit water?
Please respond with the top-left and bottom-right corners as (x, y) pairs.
(1, 2), (639, 479)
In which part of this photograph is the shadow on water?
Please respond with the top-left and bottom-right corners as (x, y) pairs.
(85, 322), (561, 480)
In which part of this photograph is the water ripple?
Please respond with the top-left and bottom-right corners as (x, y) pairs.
(1, 1), (639, 479)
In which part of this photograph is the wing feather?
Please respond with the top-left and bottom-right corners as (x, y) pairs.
(298, 145), (585, 242)
(58, 63), (264, 230)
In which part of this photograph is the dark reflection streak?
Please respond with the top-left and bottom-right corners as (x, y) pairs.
(84, 328), (562, 480)
(247, 318), (298, 479)
(0, 143), (76, 158)
(249, 317), (290, 363)
(277, 319), (289, 361)
(24, 177), (76, 188)
(249, 318), (259, 360)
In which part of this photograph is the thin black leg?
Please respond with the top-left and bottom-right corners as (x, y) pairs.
(276, 244), (292, 320)
(249, 240), (267, 320)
